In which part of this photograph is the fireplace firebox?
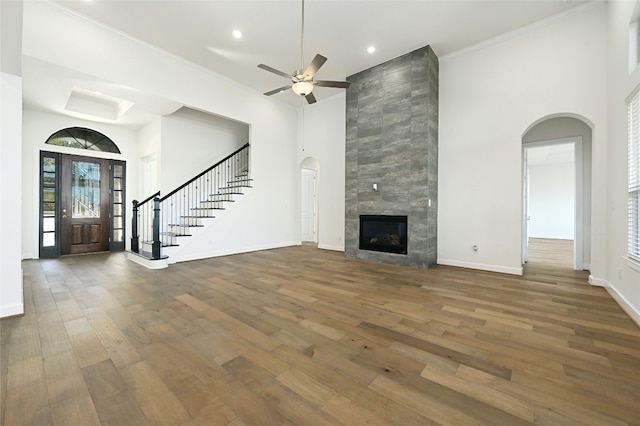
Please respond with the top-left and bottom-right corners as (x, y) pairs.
(359, 215), (408, 255)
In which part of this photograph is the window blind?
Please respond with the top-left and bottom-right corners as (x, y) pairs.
(628, 91), (640, 262)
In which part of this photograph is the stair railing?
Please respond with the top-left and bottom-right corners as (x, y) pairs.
(131, 143), (250, 260)
(131, 190), (160, 255)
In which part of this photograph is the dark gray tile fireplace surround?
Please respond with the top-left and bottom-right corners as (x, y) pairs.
(345, 45), (438, 269)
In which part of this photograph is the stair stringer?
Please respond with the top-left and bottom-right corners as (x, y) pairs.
(162, 188), (252, 264)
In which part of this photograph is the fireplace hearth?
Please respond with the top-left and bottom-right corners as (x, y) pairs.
(359, 215), (408, 255)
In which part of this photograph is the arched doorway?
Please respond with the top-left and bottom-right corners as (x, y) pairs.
(522, 116), (592, 271)
(300, 157), (319, 243)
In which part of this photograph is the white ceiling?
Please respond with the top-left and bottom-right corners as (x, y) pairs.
(23, 0), (593, 128)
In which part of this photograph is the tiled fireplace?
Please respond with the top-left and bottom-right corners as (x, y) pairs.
(345, 45), (438, 269)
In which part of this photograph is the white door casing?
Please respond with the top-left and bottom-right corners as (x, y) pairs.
(301, 168), (317, 242)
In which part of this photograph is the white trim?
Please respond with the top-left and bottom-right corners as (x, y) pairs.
(126, 252), (168, 269)
(588, 275), (607, 287)
(589, 276), (640, 328)
(318, 244), (344, 252)
(437, 259), (523, 276)
(441, 2), (602, 61)
(0, 303), (25, 318)
(628, 257), (640, 273)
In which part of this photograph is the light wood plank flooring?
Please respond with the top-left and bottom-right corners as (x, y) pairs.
(2, 245), (639, 425)
(526, 238), (574, 269)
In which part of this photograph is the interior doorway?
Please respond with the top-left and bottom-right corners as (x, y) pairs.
(523, 141), (576, 269)
(300, 157), (320, 244)
(521, 116), (592, 272)
(301, 168), (317, 243)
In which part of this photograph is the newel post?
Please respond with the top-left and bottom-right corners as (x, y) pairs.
(131, 200), (139, 253)
(152, 197), (161, 260)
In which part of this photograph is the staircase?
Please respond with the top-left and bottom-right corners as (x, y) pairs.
(127, 143), (250, 269)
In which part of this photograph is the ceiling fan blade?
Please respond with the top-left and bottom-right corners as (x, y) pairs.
(264, 85), (292, 96)
(315, 80), (351, 89)
(258, 64), (292, 80)
(303, 54), (327, 78)
(305, 92), (317, 104)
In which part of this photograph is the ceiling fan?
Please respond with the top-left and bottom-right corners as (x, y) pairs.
(257, 0), (350, 104)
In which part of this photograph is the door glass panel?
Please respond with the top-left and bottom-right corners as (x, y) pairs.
(43, 217), (55, 232)
(43, 188), (56, 202)
(43, 157), (56, 172)
(72, 161), (101, 218)
(43, 233), (55, 247)
(111, 163), (125, 247)
(43, 172), (56, 186)
(43, 202), (56, 215)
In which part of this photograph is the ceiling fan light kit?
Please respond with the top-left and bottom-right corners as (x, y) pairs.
(292, 81), (314, 96)
(257, 0), (350, 104)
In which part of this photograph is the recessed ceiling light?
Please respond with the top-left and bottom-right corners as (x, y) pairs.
(232, 30), (243, 39)
(367, 46), (376, 54)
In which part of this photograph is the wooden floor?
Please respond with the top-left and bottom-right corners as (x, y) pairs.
(2, 245), (639, 425)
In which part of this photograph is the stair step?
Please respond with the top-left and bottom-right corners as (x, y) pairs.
(208, 194), (236, 201)
(161, 231), (193, 237)
(142, 240), (178, 248)
(192, 208), (224, 212)
(217, 187), (245, 194)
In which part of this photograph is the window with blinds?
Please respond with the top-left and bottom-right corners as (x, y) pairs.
(629, 90), (640, 263)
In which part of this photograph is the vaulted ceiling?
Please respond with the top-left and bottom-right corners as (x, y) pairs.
(22, 0), (593, 127)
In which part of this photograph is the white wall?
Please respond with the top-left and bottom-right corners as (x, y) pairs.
(1, 73), (24, 317)
(21, 110), (140, 258)
(160, 108), (248, 193)
(604, 0), (640, 324)
(438, 3), (607, 275)
(21, 1), (299, 262)
(0, 0), (24, 318)
(137, 118), (161, 197)
(528, 161), (575, 239)
(298, 93), (347, 252)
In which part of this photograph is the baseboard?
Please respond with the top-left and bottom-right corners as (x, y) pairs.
(588, 275), (607, 287)
(589, 276), (640, 328)
(317, 244), (344, 252)
(0, 303), (24, 318)
(173, 241), (300, 263)
(437, 258), (523, 276)
(126, 251), (169, 269)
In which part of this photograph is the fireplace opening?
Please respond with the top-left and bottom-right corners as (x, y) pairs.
(359, 215), (408, 255)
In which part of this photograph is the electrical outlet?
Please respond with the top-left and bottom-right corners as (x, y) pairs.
(473, 244), (478, 252)
(618, 268), (622, 279)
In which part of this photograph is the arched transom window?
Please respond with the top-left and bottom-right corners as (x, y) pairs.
(45, 127), (120, 154)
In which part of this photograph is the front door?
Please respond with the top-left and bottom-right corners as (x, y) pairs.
(60, 155), (110, 254)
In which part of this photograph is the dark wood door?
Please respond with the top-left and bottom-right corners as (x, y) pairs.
(60, 155), (110, 255)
